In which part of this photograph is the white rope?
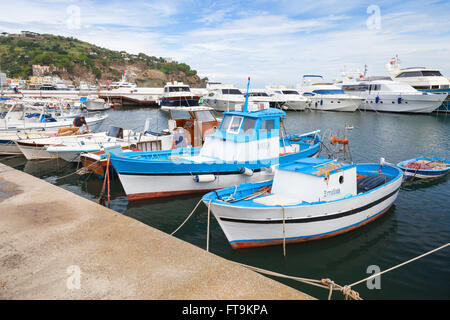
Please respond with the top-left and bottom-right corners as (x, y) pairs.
(170, 199), (203, 236)
(348, 242), (450, 288)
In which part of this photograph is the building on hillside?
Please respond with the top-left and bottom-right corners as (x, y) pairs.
(32, 65), (50, 77)
(0, 72), (7, 88)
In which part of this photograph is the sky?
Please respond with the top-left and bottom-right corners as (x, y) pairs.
(1, 0), (450, 88)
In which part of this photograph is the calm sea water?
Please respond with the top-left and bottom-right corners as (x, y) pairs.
(2, 107), (449, 300)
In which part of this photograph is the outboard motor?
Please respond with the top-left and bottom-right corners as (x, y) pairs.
(107, 126), (124, 139)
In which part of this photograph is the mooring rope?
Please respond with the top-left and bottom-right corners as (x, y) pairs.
(170, 198), (203, 236)
(236, 242), (449, 300)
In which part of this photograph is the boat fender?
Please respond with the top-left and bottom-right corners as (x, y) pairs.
(375, 96), (380, 103)
(320, 99), (323, 106)
(398, 97), (402, 104)
(240, 167), (253, 176)
(193, 174), (216, 183)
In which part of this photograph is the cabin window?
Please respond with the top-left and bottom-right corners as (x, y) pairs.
(241, 118), (257, 135)
(170, 110), (192, 120)
(195, 110), (215, 122)
(282, 90), (299, 95)
(396, 71), (422, 78)
(422, 71), (442, 77)
(260, 119), (274, 132)
(169, 87), (190, 92)
(222, 89), (243, 95)
(228, 116), (243, 133)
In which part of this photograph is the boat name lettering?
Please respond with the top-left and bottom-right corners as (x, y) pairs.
(324, 188), (341, 197)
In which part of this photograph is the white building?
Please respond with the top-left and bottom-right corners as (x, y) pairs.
(0, 72), (7, 88)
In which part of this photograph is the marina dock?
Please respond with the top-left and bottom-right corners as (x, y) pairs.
(0, 162), (314, 300)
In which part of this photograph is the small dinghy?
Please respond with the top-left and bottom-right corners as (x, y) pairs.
(202, 157), (403, 249)
(396, 157), (450, 180)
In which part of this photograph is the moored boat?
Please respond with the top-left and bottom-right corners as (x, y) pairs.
(397, 156), (450, 180)
(202, 157), (403, 249)
(110, 78), (322, 201)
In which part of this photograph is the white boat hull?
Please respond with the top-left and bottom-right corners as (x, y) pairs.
(282, 100), (308, 111)
(206, 177), (402, 248)
(309, 96), (362, 112)
(0, 141), (22, 155)
(15, 142), (56, 160)
(360, 94), (444, 113)
(117, 170), (275, 201)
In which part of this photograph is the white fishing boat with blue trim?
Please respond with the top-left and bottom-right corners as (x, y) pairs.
(397, 157), (450, 180)
(110, 78), (322, 201)
(202, 157), (403, 249)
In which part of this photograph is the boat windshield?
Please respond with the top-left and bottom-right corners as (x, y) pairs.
(170, 109), (192, 120)
(168, 86), (191, 92)
(220, 115), (243, 134)
(282, 90), (299, 95)
(422, 71), (443, 77)
(195, 110), (216, 122)
(222, 89), (242, 95)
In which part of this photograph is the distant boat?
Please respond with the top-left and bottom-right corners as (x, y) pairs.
(266, 86), (309, 111)
(298, 75), (364, 112)
(397, 156), (450, 180)
(339, 79), (447, 113)
(386, 55), (450, 112)
(159, 82), (201, 111)
(202, 82), (245, 112)
(202, 157), (403, 249)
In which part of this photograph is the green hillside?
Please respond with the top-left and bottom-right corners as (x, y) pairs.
(0, 32), (204, 86)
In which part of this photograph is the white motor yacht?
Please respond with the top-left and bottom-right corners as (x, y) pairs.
(386, 55), (450, 112)
(298, 75), (364, 112)
(159, 81), (201, 111)
(266, 86), (309, 111)
(202, 82), (245, 112)
(339, 79), (447, 113)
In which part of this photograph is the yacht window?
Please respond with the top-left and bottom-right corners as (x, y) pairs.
(312, 89), (344, 94)
(170, 109), (192, 120)
(169, 87), (191, 92)
(441, 85), (449, 89)
(249, 92), (269, 97)
(241, 118), (257, 135)
(422, 71), (443, 77)
(282, 90), (299, 95)
(260, 119), (274, 132)
(396, 71), (422, 78)
(195, 110), (215, 122)
(228, 116), (243, 133)
(222, 89), (243, 95)
(208, 93), (214, 97)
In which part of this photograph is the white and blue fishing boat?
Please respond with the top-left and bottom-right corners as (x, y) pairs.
(110, 78), (322, 201)
(397, 156), (450, 180)
(202, 157), (403, 249)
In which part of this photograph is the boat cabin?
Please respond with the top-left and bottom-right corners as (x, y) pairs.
(264, 158), (357, 204)
(168, 106), (220, 147)
(199, 105), (285, 163)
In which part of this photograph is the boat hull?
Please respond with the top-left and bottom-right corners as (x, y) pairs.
(397, 157), (450, 179)
(360, 94), (445, 113)
(205, 172), (402, 248)
(15, 141), (56, 160)
(309, 96), (362, 112)
(113, 147), (320, 201)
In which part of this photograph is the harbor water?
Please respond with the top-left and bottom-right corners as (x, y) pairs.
(2, 107), (449, 300)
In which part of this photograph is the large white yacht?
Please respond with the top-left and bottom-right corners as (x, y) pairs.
(266, 85), (309, 111)
(159, 81), (201, 111)
(386, 55), (450, 111)
(298, 75), (364, 112)
(202, 82), (245, 112)
(339, 79), (447, 113)
(109, 69), (138, 90)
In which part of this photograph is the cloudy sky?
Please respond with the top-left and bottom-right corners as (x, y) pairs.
(1, 0), (450, 87)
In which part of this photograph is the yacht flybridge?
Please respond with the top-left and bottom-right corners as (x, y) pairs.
(298, 75), (364, 112)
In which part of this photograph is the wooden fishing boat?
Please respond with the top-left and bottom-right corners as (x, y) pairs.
(202, 157), (403, 249)
(396, 156), (450, 180)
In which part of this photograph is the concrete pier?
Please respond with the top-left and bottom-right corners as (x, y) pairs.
(0, 163), (314, 300)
